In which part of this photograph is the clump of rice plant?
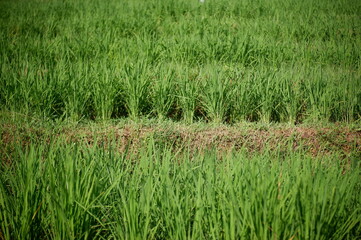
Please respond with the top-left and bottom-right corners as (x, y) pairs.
(150, 64), (176, 120)
(121, 60), (150, 120)
(200, 65), (234, 123)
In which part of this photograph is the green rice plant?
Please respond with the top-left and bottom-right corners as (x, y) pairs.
(1, 138), (361, 239)
(200, 65), (234, 123)
(278, 66), (305, 124)
(177, 66), (200, 124)
(330, 72), (361, 122)
(91, 62), (119, 120)
(0, 59), (58, 120)
(253, 69), (281, 123)
(121, 60), (150, 120)
(110, 143), (159, 240)
(44, 144), (103, 240)
(150, 64), (176, 120)
(0, 145), (46, 240)
(228, 67), (258, 122)
(0, 139), (120, 240)
(1, 0), (361, 123)
(304, 67), (334, 122)
(57, 60), (92, 122)
(291, 158), (361, 240)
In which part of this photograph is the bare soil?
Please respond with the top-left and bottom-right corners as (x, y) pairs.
(1, 122), (360, 164)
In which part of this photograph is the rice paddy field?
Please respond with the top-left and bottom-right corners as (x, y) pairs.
(1, 0), (361, 239)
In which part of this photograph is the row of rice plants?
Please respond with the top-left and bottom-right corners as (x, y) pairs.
(1, 139), (360, 239)
(1, 58), (360, 123)
(1, 0), (360, 123)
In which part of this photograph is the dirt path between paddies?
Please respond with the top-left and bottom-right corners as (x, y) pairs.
(2, 122), (360, 164)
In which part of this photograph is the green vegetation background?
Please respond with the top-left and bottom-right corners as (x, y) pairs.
(1, 0), (360, 124)
(1, 0), (361, 239)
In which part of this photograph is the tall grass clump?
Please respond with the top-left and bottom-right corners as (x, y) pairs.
(0, 140), (120, 240)
(1, 139), (361, 239)
(0, 145), (46, 240)
(228, 68), (258, 122)
(150, 64), (176, 120)
(91, 62), (119, 120)
(177, 66), (200, 124)
(60, 61), (93, 121)
(121, 61), (150, 120)
(253, 69), (281, 123)
(278, 67), (305, 124)
(200, 65), (234, 123)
